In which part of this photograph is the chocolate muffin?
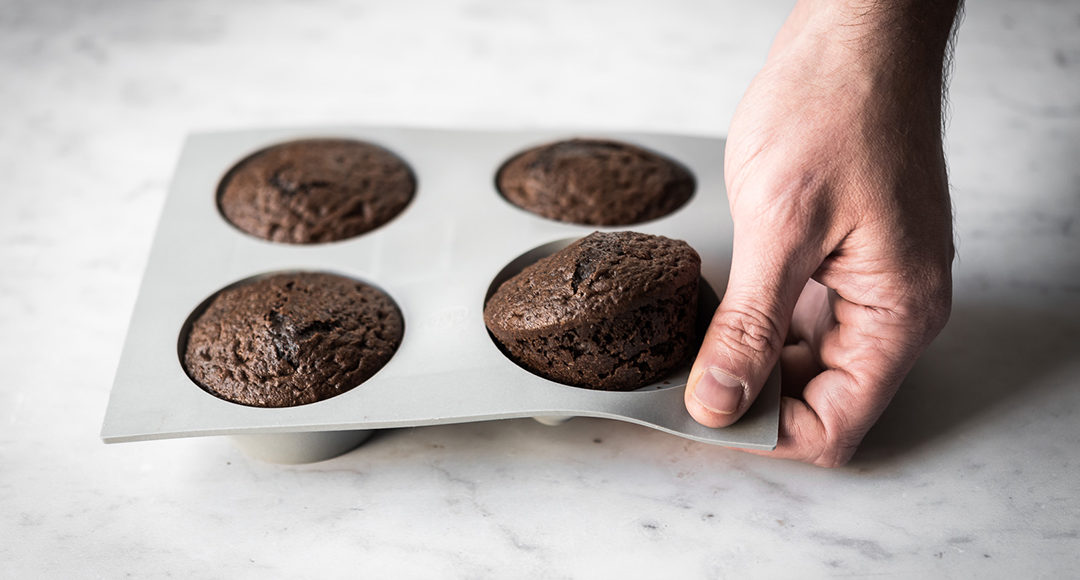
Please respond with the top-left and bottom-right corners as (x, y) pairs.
(182, 272), (403, 407)
(496, 138), (695, 226)
(218, 138), (415, 244)
(484, 231), (700, 391)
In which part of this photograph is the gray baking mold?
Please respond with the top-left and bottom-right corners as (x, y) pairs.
(101, 126), (779, 463)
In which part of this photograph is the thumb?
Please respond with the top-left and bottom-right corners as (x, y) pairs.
(685, 226), (821, 428)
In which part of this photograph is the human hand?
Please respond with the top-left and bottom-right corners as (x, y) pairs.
(684, 0), (960, 466)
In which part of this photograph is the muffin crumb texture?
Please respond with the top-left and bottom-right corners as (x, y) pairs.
(497, 138), (695, 226)
(484, 231), (701, 391)
(218, 138), (415, 244)
(183, 272), (403, 407)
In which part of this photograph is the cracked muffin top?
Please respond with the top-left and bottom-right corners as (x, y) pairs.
(484, 231), (700, 338)
(182, 272), (403, 407)
(218, 138), (415, 244)
(483, 231), (700, 391)
(496, 138), (695, 226)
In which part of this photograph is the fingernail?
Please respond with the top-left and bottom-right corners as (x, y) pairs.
(693, 368), (745, 415)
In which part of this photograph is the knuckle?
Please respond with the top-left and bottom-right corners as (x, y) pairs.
(810, 432), (860, 468)
(869, 266), (953, 350)
(909, 264), (953, 332)
(809, 382), (865, 468)
(780, 404), (856, 468)
(711, 306), (785, 361)
(915, 259), (954, 324)
(926, 283), (953, 335)
(904, 277), (953, 342)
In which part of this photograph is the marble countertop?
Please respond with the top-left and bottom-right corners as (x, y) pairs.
(2, 0), (1077, 577)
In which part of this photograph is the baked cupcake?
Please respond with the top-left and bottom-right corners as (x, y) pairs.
(484, 231), (700, 391)
(182, 272), (403, 407)
(496, 138), (695, 226)
(218, 138), (415, 244)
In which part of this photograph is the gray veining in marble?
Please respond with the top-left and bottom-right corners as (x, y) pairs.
(1, 0), (1078, 577)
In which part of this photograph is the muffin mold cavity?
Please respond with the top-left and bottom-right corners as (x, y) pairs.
(483, 234), (711, 392)
(102, 127), (779, 463)
(495, 138), (695, 226)
(179, 271), (404, 408)
(217, 138), (415, 244)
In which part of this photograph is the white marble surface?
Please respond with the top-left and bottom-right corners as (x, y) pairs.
(2, 0), (1078, 577)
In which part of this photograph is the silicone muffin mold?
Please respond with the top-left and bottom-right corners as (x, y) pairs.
(101, 126), (779, 463)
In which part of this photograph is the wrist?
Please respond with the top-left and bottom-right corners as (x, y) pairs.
(796, 0), (960, 47)
(780, 0), (960, 76)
